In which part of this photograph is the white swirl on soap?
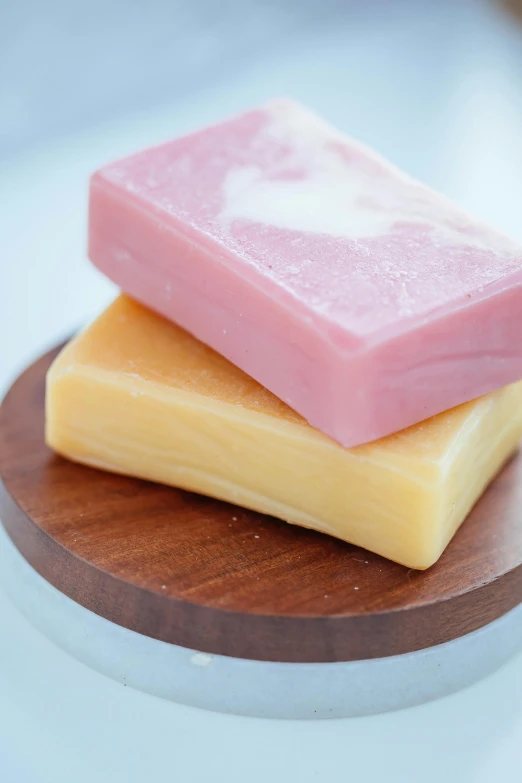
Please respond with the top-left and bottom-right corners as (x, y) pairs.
(220, 101), (518, 253)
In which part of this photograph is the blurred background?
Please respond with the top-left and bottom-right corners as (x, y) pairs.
(1, 0), (522, 394)
(2, 2), (522, 781)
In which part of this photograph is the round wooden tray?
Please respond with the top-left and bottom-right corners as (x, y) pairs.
(1, 346), (522, 664)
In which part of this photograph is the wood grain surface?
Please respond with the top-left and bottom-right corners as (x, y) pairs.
(1, 346), (522, 663)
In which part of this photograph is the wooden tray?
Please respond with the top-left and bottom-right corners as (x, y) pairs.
(1, 345), (522, 664)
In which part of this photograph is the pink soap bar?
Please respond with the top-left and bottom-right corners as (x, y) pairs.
(89, 99), (522, 446)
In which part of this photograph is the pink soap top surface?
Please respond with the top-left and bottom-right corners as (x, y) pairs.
(97, 99), (522, 345)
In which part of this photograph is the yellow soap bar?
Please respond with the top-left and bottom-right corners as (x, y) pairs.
(46, 296), (522, 569)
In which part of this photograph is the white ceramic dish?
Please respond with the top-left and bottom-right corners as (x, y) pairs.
(2, 523), (521, 720)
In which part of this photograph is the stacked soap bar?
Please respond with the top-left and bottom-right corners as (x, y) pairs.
(89, 99), (522, 447)
(46, 297), (522, 570)
(45, 100), (522, 569)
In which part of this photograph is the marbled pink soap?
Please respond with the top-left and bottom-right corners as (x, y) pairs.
(89, 99), (522, 446)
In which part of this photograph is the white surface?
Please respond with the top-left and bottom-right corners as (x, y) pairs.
(2, 0), (522, 779)
(0, 551), (522, 783)
(4, 523), (522, 720)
